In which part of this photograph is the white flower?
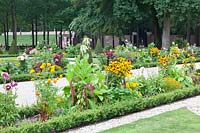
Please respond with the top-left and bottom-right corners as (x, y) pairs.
(80, 45), (89, 55)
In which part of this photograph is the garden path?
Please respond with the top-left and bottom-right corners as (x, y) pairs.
(0, 78), (68, 106)
(66, 95), (200, 133)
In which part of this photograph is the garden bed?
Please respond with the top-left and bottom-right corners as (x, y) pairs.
(1, 86), (200, 133)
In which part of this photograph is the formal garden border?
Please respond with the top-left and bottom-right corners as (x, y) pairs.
(1, 85), (200, 132)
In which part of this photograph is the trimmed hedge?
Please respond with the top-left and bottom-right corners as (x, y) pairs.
(0, 71), (64, 84)
(1, 86), (200, 133)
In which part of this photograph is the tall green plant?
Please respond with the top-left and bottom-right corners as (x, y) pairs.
(65, 56), (107, 110)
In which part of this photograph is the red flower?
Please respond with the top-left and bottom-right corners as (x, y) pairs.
(6, 84), (12, 91)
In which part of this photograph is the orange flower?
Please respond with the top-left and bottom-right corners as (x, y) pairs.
(47, 78), (51, 83)
(35, 92), (40, 97)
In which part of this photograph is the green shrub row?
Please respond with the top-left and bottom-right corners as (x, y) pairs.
(0, 54), (19, 58)
(1, 86), (200, 133)
(0, 71), (64, 84)
(134, 57), (200, 69)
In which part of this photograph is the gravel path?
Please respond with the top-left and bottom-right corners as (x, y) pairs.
(0, 78), (68, 106)
(66, 95), (200, 133)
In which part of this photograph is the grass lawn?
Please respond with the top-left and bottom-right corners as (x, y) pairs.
(101, 108), (200, 133)
(0, 35), (56, 45)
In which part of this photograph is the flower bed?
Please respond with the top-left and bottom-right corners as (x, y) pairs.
(1, 40), (200, 131)
(1, 86), (200, 133)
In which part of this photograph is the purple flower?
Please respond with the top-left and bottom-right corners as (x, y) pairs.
(6, 84), (12, 91)
(53, 54), (63, 66)
(1, 72), (10, 80)
(104, 51), (114, 58)
(11, 80), (18, 87)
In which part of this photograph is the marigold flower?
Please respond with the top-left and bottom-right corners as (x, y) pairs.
(53, 79), (58, 84)
(29, 69), (35, 74)
(105, 57), (133, 78)
(47, 78), (51, 83)
(40, 63), (46, 69)
(35, 92), (40, 97)
(150, 47), (160, 56)
(47, 63), (52, 67)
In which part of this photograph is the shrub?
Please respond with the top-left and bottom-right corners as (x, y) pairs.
(95, 39), (103, 54)
(173, 38), (188, 49)
(163, 77), (182, 92)
(1, 86), (200, 132)
(9, 41), (18, 54)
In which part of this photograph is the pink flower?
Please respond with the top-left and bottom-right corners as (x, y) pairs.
(6, 84), (12, 91)
(11, 80), (17, 87)
(1, 72), (10, 80)
(49, 48), (53, 51)
(104, 51), (114, 58)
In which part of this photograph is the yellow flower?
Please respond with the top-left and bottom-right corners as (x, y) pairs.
(31, 78), (34, 81)
(63, 52), (67, 56)
(47, 78), (51, 83)
(53, 79), (58, 84)
(40, 63), (46, 69)
(150, 47), (160, 56)
(138, 92), (143, 97)
(47, 63), (52, 67)
(29, 69), (35, 74)
(105, 57), (133, 78)
(126, 83), (130, 88)
(36, 73), (40, 76)
(50, 65), (56, 73)
(15, 63), (20, 67)
(59, 74), (63, 78)
(56, 97), (62, 103)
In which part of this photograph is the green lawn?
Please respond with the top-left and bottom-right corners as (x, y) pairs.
(101, 108), (200, 133)
(0, 35), (56, 45)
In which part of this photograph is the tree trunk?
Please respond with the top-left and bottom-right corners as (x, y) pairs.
(69, 30), (72, 45)
(55, 28), (58, 46)
(3, 22), (7, 49)
(101, 35), (104, 48)
(12, 0), (17, 46)
(43, 19), (46, 44)
(6, 13), (9, 50)
(162, 13), (171, 50)
(47, 26), (49, 45)
(112, 35), (115, 48)
(152, 8), (162, 48)
(35, 17), (38, 46)
(186, 19), (191, 43)
(60, 25), (63, 49)
(32, 20), (35, 48)
(195, 26), (200, 46)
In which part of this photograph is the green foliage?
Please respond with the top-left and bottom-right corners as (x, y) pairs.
(163, 77), (182, 92)
(1, 86), (200, 132)
(137, 76), (165, 97)
(0, 91), (19, 128)
(35, 81), (62, 121)
(173, 38), (188, 48)
(65, 56), (106, 109)
(95, 39), (103, 54)
(9, 41), (18, 54)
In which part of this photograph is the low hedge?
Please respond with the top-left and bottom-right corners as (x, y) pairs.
(0, 71), (64, 84)
(1, 86), (200, 133)
(134, 57), (200, 69)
